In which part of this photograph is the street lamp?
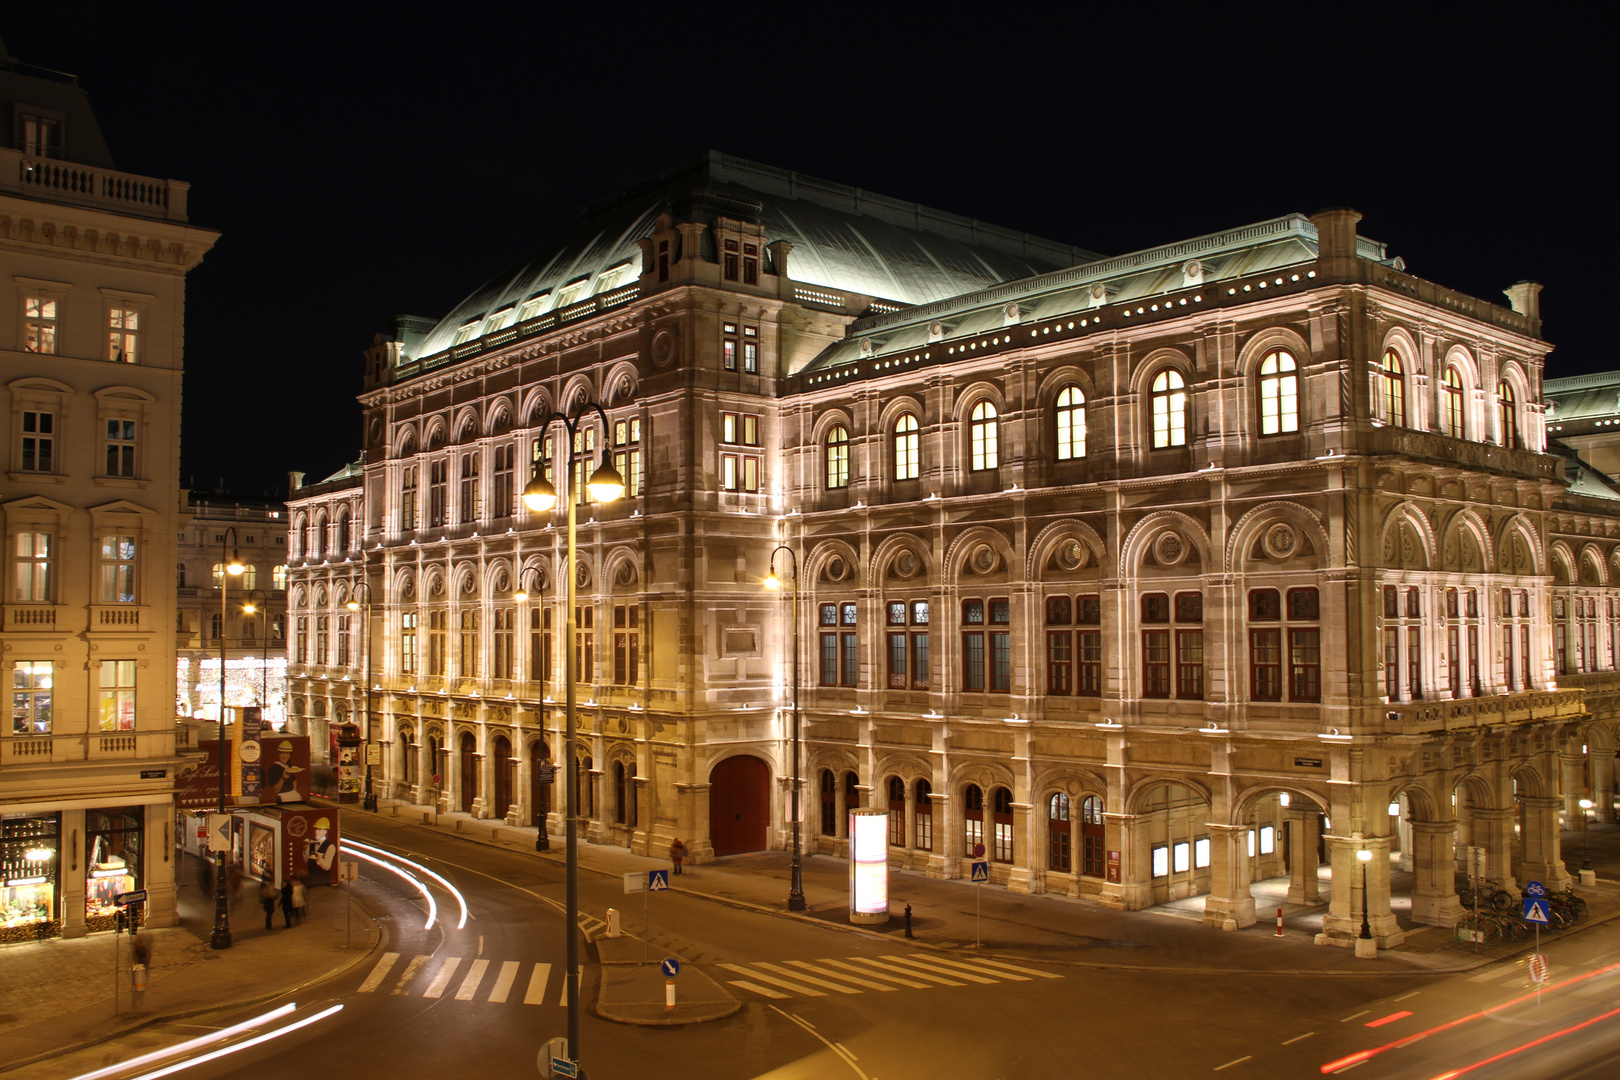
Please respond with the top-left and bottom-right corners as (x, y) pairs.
(211, 528), (245, 951)
(514, 567), (550, 852)
(764, 546), (806, 912)
(522, 401), (624, 1071)
(1357, 846), (1373, 942)
(1579, 797), (1594, 871)
(347, 581), (376, 811)
(242, 589), (270, 727)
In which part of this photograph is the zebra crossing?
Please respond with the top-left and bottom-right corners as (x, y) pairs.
(718, 953), (1060, 1000)
(359, 952), (567, 1006)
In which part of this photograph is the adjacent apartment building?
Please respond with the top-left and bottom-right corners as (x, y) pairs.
(1, 42), (217, 938)
(287, 152), (1613, 950)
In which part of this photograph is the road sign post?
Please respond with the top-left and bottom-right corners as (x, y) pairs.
(971, 859), (990, 948)
(661, 957), (680, 1012)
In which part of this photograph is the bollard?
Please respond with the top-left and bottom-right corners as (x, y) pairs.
(130, 963), (147, 1013)
(605, 907), (620, 938)
(904, 903), (914, 939)
(665, 978), (676, 1011)
(1276, 908), (1284, 937)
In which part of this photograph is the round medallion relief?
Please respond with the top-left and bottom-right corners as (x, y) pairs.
(826, 556), (847, 582)
(893, 551), (918, 578)
(971, 545), (998, 574)
(650, 329), (676, 369)
(1264, 524), (1297, 560)
(1154, 530), (1186, 566)
(1056, 539), (1087, 571)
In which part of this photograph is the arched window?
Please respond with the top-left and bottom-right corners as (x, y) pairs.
(820, 769), (837, 836)
(1498, 381), (1519, 448)
(1442, 366), (1464, 438)
(240, 564), (257, 590)
(1378, 349), (1405, 427)
(1258, 350), (1298, 435)
(970, 401), (998, 470)
(888, 776), (906, 846)
(826, 425), (850, 489)
(312, 515), (326, 558)
(1150, 369), (1187, 448)
(894, 414), (919, 480)
(1080, 795), (1105, 877)
(1048, 793), (1071, 871)
(914, 779), (933, 852)
(992, 786), (1014, 863)
(211, 562), (225, 589)
(1056, 386), (1086, 459)
(272, 565), (288, 591)
(963, 783), (984, 853)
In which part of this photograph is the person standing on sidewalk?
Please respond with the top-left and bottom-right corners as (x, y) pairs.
(279, 879), (295, 928)
(291, 876), (308, 924)
(259, 876), (278, 931)
(669, 838), (688, 875)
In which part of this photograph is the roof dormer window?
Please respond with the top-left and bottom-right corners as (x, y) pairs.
(485, 306), (514, 333)
(551, 278), (589, 310)
(19, 113), (60, 159)
(593, 262), (634, 295)
(452, 319), (482, 345)
(517, 293), (550, 322)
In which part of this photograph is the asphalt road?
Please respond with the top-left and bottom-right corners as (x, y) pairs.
(38, 817), (1620, 1080)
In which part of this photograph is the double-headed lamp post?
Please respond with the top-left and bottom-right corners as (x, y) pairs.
(212, 528), (245, 951)
(241, 589), (270, 725)
(522, 402), (624, 1071)
(347, 581), (376, 811)
(764, 546), (807, 912)
(514, 567), (550, 853)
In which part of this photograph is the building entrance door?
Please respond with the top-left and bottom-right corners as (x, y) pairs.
(492, 736), (511, 819)
(459, 732), (477, 814)
(530, 741), (551, 829)
(709, 755), (769, 856)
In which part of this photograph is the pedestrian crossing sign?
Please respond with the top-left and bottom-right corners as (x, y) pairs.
(971, 861), (990, 883)
(648, 869), (670, 891)
(1523, 897), (1550, 924)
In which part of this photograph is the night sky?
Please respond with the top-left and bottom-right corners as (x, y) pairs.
(5, 11), (1604, 497)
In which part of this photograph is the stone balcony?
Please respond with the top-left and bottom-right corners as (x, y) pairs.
(1377, 688), (1584, 736)
(2, 147), (189, 221)
(0, 726), (178, 767)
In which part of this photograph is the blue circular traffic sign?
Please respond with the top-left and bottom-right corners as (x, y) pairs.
(1525, 880), (1546, 897)
(660, 957), (681, 978)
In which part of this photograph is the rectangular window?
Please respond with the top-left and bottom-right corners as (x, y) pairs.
(296, 617), (308, 664)
(1143, 630), (1171, 697)
(401, 465), (418, 530)
(99, 534), (136, 603)
(105, 419), (136, 477)
(1173, 841), (1190, 873)
(1503, 625), (1515, 692)
(429, 460), (448, 527)
(1289, 628), (1321, 701)
(1520, 624), (1531, 688)
(1408, 625), (1422, 697)
(492, 444), (514, 517)
(1467, 624), (1480, 695)
(493, 609), (514, 679)
(613, 605), (639, 685)
(14, 531), (54, 602)
(574, 605), (594, 681)
(1047, 630), (1072, 694)
(316, 615), (329, 665)
(20, 113), (59, 157)
(1259, 825), (1275, 855)
(1251, 629), (1281, 700)
(401, 612), (418, 675)
(1406, 587), (1420, 618)
(98, 660), (136, 731)
(12, 661), (52, 734)
(23, 297), (58, 354)
(429, 610), (447, 676)
(460, 610), (480, 678)
(459, 452), (480, 523)
(336, 613), (351, 666)
(1151, 844), (1169, 878)
(1448, 626), (1460, 694)
(108, 307), (139, 363)
(1078, 631), (1102, 695)
(1194, 836), (1211, 869)
(1383, 585), (1398, 619)
(21, 410), (54, 472)
(1177, 629), (1204, 699)
(1385, 630), (1398, 699)
(961, 598), (986, 691)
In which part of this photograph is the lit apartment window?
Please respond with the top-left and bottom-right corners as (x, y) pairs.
(14, 531), (54, 602)
(1258, 350), (1298, 435)
(613, 418), (642, 498)
(1056, 386), (1087, 458)
(272, 565), (288, 590)
(970, 402), (999, 470)
(99, 535), (136, 603)
(1151, 369), (1187, 448)
(108, 308), (140, 363)
(23, 297), (57, 353)
(894, 414), (919, 480)
(20, 410), (54, 471)
(98, 660), (136, 731)
(12, 661), (52, 734)
(826, 425), (850, 489)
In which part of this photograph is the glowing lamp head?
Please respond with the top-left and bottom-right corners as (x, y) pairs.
(1356, 848), (1373, 863)
(242, 602), (257, 615)
(522, 477), (558, 513)
(585, 458), (625, 503)
(764, 571), (781, 591)
(1580, 798), (1594, 810)
(226, 554), (245, 576)
(514, 588), (529, 602)
(346, 599), (360, 611)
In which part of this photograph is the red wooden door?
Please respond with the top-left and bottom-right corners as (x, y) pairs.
(709, 755), (769, 855)
(492, 736), (511, 819)
(459, 732), (477, 813)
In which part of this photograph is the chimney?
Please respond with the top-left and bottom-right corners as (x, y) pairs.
(1309, 208), (1363, 263)
(288, 470), (306, 494)
(1503, 281), (1543, 322)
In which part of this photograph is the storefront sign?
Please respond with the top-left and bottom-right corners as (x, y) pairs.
(140, 769), (166, 780)
(1293, 757), (1324, 768)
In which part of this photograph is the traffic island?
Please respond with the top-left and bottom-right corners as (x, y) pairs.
(594, 934), (738, 1026)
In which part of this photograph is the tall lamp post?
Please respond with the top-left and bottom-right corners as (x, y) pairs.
(211, 529), (245, 950)
(347, 581), (377, 811)
(1579, 797), (1594, 871)
(764, 545), (806, 912)
(242, 588), (270, 725)
(514, 567), (550, 852)
(523, 401), (625, 1072)
(1357, 845), (1374, 947)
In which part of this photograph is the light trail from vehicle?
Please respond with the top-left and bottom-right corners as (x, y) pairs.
(65, 1004), (297, 1080)
(65, 1003), (342, 1080)
(344, 838), (470, 929)
(345, 847), (439, 929)
(1427, 1004), (1620, 1079)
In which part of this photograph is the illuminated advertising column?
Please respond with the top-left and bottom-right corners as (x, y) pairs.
(849, 807), (890, 925)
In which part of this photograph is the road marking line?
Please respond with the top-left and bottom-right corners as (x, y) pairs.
(1340, 1010), (1370, 1022)
(729, 979), (789, 999)
(524, 963), (551, 1005)
(769, 1005), (873, 1080)
(422, 957), (461, 998)
(786, 960), (896, 991)
(477, 935), (484, 955)
(1393, 991), (1420, 1002)
(835, 1043), (857, 1059)
(358, 953), (399, 993)
(717, 963), (826, 996)
(924, 955), (1031, 981)
(849, 956), (964, 986)
(391, 954), (430, 994)
(1282, 1031), (1315, 1045)
(881, 955), (995, 984)
(822, 959), (930, 989)
(1365, 1010), (1411, 1028)
(488, 961), (520, 1003)
(755, 962), (861, 994)
(1466, 965), (1520, 983)
(559, 973), (570, 1007)
(455, 958), (488, 1001)
(1214, 1056), (1252, 1071)
(951, 956), (1062, 979)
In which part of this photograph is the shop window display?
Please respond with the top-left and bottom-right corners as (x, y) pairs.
(84, 807), (142, 931)
(2, 812), (60, 940)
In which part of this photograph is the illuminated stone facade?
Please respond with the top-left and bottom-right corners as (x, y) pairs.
(287, 154), (1615, 947)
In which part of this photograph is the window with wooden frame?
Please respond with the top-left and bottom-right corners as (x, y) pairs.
(1151, 369), (1188, 448)
(885, 599), (929, 689)
(914, 779), (933, 851)
(1442, 366), (1465, 438)
(718, 411), (761, 492)
(1377, 348), (1406, 426)
(970, 401), (999, 470)
(613, 604), (639, 685)
(574, 605), (595, 682)
(894, 413), (920, 480)
(963, 784), (984, 854)
(888, 777), (906, 846)
(1081, 795), (1105, 877)
(613, 418), (642, 498)
(1056, 386), (1087, 459)
(1048, 793), (1071, 871)
(826, 425), (850, 489)
(992, 787), (1014, 863)
(1498, 382), (1519, 448)
(1258, 349), (1299, 435)
(1248, 587), (1320, 702)
(819, 602), (858, 687)
(962, 597), (1011, 692)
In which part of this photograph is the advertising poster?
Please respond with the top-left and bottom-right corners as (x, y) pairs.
(280, 806), (340, 887)
(178, 737), (313, 809)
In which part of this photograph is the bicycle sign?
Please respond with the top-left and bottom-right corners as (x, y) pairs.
(1525, 880), (1546, 898)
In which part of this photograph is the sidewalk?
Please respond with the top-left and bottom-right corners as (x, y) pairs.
(0, 850), (378, 1075)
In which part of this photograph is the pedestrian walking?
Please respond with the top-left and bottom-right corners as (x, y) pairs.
(291, 877), (308, 924)
(227, 864), (243, 910)
(259, 876), (277, 931)
(279, 880), (295, 928)
(669, 838), (688, 875)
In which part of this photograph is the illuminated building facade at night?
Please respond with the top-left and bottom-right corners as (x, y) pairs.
(287, 153), (1615, 947)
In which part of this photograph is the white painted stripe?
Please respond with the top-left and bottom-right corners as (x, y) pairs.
(849, 956), (964, 986)
(422, 957), (461, 999)
(729, 979), (789, 1000)
(391, 954), (430, 994)
(1214, 1055), (1252, 1071)
(956, 956), (1063, 979)
(1340, 1010), (1370, 1022)
(924, 955), (1030, 981)
(882, 954), (995, 984)
(358, 953), (399, 993)
(455, 958), (489, 1001)
(785, 960), (896, 991)
(525, 963), (552, 1005)
(1393, 990), (1420, 1002)
(754, 962), (862, 994)
(1281, 1032), (1316, 1045)
(822, 958), (930, 989)
(716, 963), (825, 996)
(488, 960), (520, 1003)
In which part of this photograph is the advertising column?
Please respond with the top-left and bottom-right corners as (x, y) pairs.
(849, 807), (890, 925)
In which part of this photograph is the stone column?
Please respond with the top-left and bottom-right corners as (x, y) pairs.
(1473, 807), (1518, 889)
(1409, 820), (1464, 926)
(1515, 795), (1573, 889)
(516, 745), (533, 828)
(1116, 813), (1152, 910)
(1006, 802), (1033, 894)
(1286, 809), (1321, 904)
(902, 785), (917, 870)
(1202, 823), (1256, 930)
(1560, 751), (1586, 822)
(1317, 833), (1404, 949)
(60, 808), (86, 938)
